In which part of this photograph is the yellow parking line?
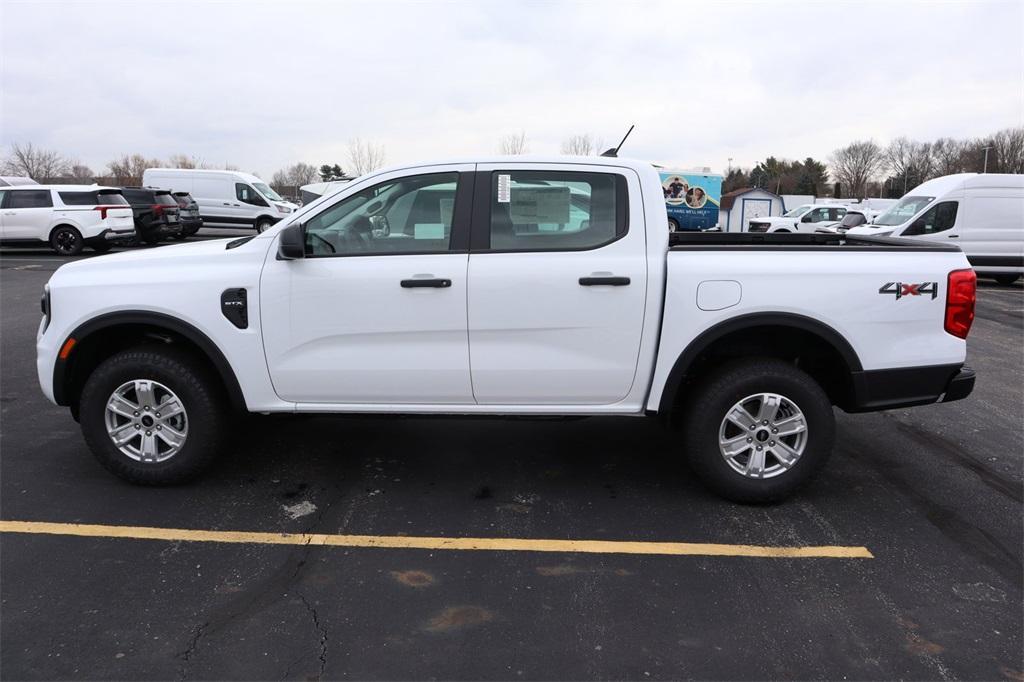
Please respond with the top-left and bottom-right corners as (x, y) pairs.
(0, 520), (872, 559)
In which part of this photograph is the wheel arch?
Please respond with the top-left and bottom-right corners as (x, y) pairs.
(657, 312), (863, 415)
(54, 311), (246, 415)
(48, 223), (84, 240)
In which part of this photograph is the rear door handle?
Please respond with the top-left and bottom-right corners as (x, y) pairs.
(579, 276), (630, 286)
(401, 278), (452, 288)
(948, 234), (959, 238)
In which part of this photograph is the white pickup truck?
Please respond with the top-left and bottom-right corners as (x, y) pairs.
(36, 157), (978, 502)
(748, 203), (849, 233)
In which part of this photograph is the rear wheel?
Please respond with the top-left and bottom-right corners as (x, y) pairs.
(255, 218), (274, 233)
(994, 274), (1020, 286)
(79, 346), (228, 484)
(90, 240), (112, 253)
(680, 358), (835, 503)
(49, 225), (84, 255)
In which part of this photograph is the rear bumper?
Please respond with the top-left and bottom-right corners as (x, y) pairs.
(845, 364), (974, 412)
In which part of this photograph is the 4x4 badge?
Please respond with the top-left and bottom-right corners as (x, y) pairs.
(879, 281), (938, 300)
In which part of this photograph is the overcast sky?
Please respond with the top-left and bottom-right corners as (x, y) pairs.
(2, 0), (1022, 178)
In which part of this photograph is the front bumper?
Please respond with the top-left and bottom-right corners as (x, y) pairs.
(846, 364), (975, 412)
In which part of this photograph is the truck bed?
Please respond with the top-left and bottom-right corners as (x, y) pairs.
(669, 232), (961, 252)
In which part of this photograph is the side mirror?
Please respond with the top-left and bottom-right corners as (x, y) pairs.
(801, 214), (813, 223)
(277, 222), (306, 260)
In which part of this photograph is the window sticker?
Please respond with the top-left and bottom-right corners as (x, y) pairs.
(511, 186), (571, 225)
(414, 223), (445, 240)
(439, 197), (454, 226)
(497, 174), (511, 203)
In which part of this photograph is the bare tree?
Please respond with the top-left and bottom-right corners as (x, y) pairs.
(106, 154), (163, 186)
(988, 127), (1024, 174)
(168, 154), (200, 169)
(499, 131), (528, 155)
(67, 163), (95, 182)
(560, 133), (602, 156)
(2, 142), (69, 181)
(271, 162), (319, 193)
(829, 140), (884, 198)
(347, 138), (387, 176)
(932, 137), (966, 176)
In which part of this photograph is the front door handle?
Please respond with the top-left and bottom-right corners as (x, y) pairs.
(948, 234), (959, 238)
(579, 276), (630, 286)
(401, 278), (452, 288)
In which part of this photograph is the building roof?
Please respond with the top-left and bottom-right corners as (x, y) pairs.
(720, 187), (782, 211)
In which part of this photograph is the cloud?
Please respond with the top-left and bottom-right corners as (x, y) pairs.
(2, 0), (1021, 178)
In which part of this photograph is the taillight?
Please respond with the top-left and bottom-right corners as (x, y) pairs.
(151, 204), (165, 216)
(945, 268), (976, 339)
(92, 205), (124, 219)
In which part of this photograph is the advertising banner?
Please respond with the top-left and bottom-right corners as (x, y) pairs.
(660, 171), (723, 231)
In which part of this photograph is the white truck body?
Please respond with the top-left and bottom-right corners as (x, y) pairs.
(748, 203), (849, 233)
(848, 173), (1024, 278)
(142, 168), (298, 233)
(37, 157), (978, 500)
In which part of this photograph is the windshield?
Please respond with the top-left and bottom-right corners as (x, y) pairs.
(839, 212), (867, 228)
(783, 205), (813, 218)
(253, 182), (284, 202)
(874, 195), (935, 226)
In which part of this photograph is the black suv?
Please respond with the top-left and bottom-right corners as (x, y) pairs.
(172, 191), (203, 239)
(120, 188), (183, 244)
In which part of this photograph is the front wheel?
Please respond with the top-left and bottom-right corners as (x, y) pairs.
(79, 346), (228, 484)
(50, 226), (84, 255)
(255, 218), (274, 233)
(667, 218), (679, 233)
(994, 274), (1020, 286)
(680, 358), (835, 503)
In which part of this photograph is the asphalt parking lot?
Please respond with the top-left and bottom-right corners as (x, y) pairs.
(1, 237), (1022, 681)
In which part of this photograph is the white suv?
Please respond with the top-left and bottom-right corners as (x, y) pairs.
(0, 185), (135, 255)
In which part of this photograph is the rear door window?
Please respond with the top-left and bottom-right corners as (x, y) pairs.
(8, 190), (53, 209)
(484, 171), (627, 251)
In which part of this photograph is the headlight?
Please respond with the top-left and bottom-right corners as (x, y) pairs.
(40, 286), (51, 332)
(276, 205), (292, 214)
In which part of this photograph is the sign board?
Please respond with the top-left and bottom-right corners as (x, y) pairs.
(659, 170), (723, 231)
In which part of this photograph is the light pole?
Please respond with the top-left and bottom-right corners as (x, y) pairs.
(727, 157), (733, 174)
(982, 145), (993, 173)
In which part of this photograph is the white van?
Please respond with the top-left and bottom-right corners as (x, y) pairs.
(848, 173), (1024, 285)
(142, 169), (298, 233)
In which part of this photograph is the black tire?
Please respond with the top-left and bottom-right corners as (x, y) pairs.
(775, 228), (791, 233)
(49, 225), (84, 256)
(171, 232), (188, 241)
(994, 274), (1020, 286)
(79, 346), (228, 485)
(680, 358), (835, 503)
(90, 241), (112, 253)
(255, 217), (274, 233)
(667, 218), (679, 233)
(141, 231), (162, 245)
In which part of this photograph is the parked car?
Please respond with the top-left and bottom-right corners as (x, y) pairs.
(0, 185), (134, 255)
(119, 187), (183, 244)
(0, 175), (39, 187)
(814, 208), (881, 235)
(143, 168), (298, 233)
(172, 191), (203, 239)
(847, 173), (1024, 285)
(748, 204), (848, 233)
(38, 156), (977, 503)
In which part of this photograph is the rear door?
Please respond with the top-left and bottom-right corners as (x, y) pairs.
(2, 189), (54, 240)
(467, 164), (647, 405)
(958, 190), (1024, 270)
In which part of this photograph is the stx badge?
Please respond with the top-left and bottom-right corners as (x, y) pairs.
(879, 281), (938, 300)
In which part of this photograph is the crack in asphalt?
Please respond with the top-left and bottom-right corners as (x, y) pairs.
(299, 594), (329, 680)
(176, 621), (209, 681)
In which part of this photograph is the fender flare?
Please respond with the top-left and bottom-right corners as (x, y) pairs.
(53, 311), (247, 412)
(656, 312), (863, 414)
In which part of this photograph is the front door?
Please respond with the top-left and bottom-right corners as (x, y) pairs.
(467, 164), (648, 405)
(260, 165), (475, 404)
